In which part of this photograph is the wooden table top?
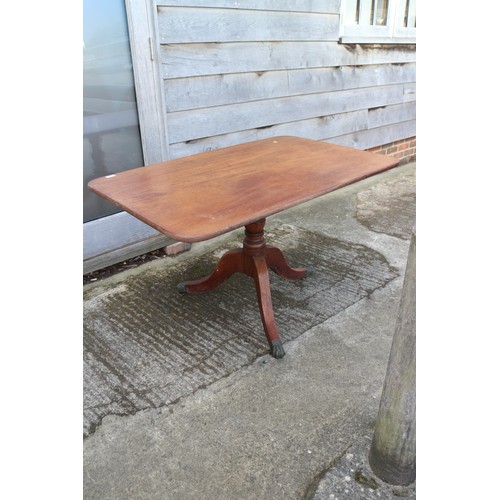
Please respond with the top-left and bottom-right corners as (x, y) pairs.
(88, 136), (399, 242)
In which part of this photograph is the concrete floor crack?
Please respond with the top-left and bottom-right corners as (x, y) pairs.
(302, 441), (355, 500)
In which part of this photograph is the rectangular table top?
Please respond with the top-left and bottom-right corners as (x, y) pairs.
(88, 136), (399, 242)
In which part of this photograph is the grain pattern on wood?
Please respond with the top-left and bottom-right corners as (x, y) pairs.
(126, 0), (170, 164)
(88, 136), (399, 243)
(367, 102), (416, 129)
(168, 109), (368, 159)
(157, 7), (339, 43)
(165, 63), (416, 112)
(369, 229), (416, 485)
(160, 42), (416, 79)
(168, 103), (415, 159)
(329, 119), (416, 150)
(167, 84), (413, 143)
(156, 0), (340, 13)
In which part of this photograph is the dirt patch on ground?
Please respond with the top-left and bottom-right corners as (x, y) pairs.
(83, 248), (168, 286)
(83, 226), (399, 437)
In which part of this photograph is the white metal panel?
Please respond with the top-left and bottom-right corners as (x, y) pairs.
(84, 0), (172, 272)
(83, 213), (172, 273)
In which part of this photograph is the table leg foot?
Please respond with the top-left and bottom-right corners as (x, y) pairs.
(271, 339), (286, 359)
(252, 254), (286, 357)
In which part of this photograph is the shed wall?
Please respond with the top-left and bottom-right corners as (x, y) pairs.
(156, 1), (416, 159)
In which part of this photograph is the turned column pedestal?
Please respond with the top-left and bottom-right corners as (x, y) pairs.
(177, 219), (309, 358)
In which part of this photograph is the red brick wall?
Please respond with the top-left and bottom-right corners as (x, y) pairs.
(367, 136), (416, 165)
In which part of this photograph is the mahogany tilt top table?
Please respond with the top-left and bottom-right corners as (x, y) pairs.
(88, 136), (399, 358)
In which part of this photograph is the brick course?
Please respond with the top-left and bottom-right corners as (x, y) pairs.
(367, 136), (416, 165)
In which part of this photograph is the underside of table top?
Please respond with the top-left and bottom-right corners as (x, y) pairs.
(88, 136), (399, 242)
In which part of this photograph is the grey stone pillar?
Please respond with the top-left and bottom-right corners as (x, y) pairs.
(368, 229), (416, 485)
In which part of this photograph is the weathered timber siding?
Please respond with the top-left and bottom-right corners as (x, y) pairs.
(156, 1), (416, 160)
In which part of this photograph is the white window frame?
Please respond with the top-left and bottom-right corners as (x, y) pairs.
(340, 0), (416, 44)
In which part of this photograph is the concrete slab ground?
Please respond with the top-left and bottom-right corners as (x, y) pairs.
(83, 162), (416, 499)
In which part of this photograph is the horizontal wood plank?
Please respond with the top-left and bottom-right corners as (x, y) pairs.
(168, 109), (367, 159)
(167, 83), (415, 143)
(168, 102), (415, 159)
(404, 82), (416, 98)
(329, 120), (416, 150)
(160, 42), (416, 78)
(157, 7), (339, 43)
(165, 63), (416, 112)
(367, 102), (416, 128)
(155, 0), (340, 14)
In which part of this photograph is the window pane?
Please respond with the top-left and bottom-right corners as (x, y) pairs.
(405, 0), (416, 28)
(358, 0), (373, 26)
(83, 0), (144, 223)
(375, 0), (388, 25)
(352, 0), (389, 27)
(344, 1), (358, 24)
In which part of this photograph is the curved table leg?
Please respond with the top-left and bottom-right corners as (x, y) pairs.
(177, 220), (308, 359)
(265, 245), (310, 280)
(251, 254), (285, 358)
(177, 248), (244, 293)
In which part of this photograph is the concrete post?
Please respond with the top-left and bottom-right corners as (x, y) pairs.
(368, 229), (416, 485)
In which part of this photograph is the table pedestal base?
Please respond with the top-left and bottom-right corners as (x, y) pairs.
(177, 219), (310, 358)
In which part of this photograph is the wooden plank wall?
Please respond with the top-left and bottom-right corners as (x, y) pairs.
(156, 1), (416, 160)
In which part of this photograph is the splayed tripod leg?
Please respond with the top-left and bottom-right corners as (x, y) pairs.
(178, 219), (308, 358)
